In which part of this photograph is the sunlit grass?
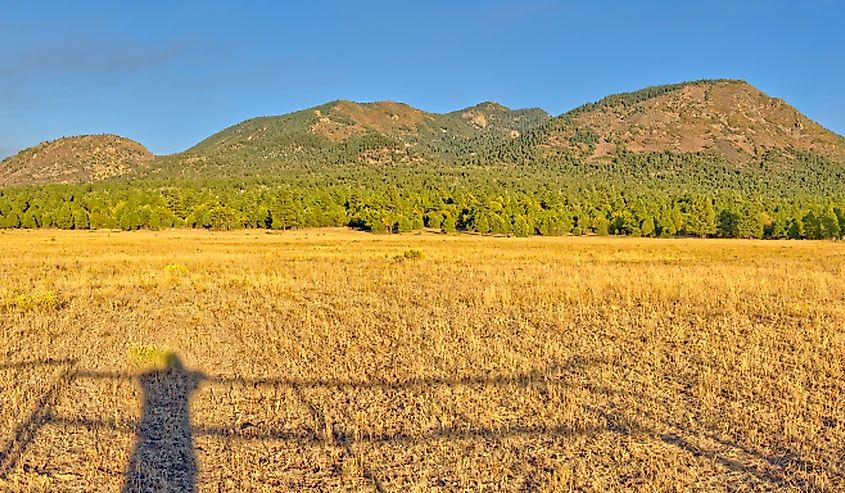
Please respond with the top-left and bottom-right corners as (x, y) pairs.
(0, 229), (843, 491)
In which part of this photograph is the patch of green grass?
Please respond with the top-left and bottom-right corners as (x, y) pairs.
(164, 264), (189, 274)
(14, 290), (60, 312)
(127, 344), (177, 369)
(401, 249), (425, 260)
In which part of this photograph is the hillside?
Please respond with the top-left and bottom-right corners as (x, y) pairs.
(509, 80), (845, 164)
(2, 81), (844, 187)
(146, 100), (550, 177)
(1, 82), (844, 238)
(0, 135), (153, 186)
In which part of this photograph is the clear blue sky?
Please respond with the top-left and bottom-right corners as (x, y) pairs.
(1, 0), (843, 157)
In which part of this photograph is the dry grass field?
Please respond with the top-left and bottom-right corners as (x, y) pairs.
(1, 229), (844, 492)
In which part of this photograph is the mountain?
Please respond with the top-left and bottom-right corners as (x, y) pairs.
(2, 82), (845, 238)
(146, 100), (550, 177)
(0, 135), (153, 186)
(2, 81), (844, 187)
(508, 79), (845, 164)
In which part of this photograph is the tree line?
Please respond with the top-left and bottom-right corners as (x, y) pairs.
(1, 171), (843, 239)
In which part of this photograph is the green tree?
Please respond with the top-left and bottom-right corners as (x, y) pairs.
(1, 210), (21, 228)
(20, 210), (39, 229)
(687, 197), (717, 237)
(205, 206), (239, 230)
(512, 214), (533, 237)
(54, 206), (74, 229)
(640, 216), (656, 237)
(394, 216), (413, 233)
(835, 207), (845, 235)
(802, 211), (821, 240)
(658, 210), (677, 237)
(119, 208), (142, 231)
(71, 207), (90, 230)
(737, 213), (763, 239)
(426, 211), (444, 230)
(717, 210), (739, 238)
(442, 214), (457, 234)
(592, 215), (609, 236)
(820, 208), (841, 239)
(787, 217), (804, 239)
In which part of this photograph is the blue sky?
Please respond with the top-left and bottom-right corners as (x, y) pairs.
(1, 0), (843, 157)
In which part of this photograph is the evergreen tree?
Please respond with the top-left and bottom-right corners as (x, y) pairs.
(717, 210), (739, 238)
(820, 208), (841, 239)
(802, 211), (821, 240)
(787, 217), (804, 239)
(442, 214), (457, 234)
(592, 215), (610, 236)
(71, 207), (90, 230)
(658, 210), (677, 237)
(640, 216), (656, 237)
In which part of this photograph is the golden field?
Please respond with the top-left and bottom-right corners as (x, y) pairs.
(0, 229), (844, 492)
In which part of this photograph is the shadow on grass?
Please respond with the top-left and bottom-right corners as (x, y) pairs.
(122, 356), (203, 493)
(0, 354), (835, 490)
(0, 358), (77, 479)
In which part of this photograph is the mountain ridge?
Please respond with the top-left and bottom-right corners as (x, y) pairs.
(2, 79), (844, 186)
(537, 79), (845, 162)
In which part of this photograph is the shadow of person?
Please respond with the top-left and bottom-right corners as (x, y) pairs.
(122, 355), (204, 493)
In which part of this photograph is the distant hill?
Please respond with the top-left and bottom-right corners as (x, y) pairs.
(2, 81), (844, 187)
(2, 82), (845, 239)
(146, 100), (550, 177)
(0, 135), (153, 186)
(505, 79), (845, 165)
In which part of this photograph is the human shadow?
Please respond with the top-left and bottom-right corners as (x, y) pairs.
(122, 355), (204, 493)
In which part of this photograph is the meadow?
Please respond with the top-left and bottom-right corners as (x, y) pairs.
(0, 229), (843, 492)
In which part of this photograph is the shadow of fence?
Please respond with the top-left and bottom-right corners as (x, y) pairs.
(0, 355), (836, 491)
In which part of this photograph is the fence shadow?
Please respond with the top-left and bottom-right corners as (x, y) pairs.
(0, 358), (77, 478)
(0, 354), (836, 490)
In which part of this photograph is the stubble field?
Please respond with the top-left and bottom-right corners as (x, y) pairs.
(0, 229), (844, 492)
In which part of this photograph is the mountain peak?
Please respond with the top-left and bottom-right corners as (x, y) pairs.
(327, 100), (431, 129)
(0, 134), (153, 186)
(540, 79), (845, 162)
(4, 81), (842, 186)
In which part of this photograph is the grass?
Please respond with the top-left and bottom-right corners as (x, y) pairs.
(0, 228), (844, 491)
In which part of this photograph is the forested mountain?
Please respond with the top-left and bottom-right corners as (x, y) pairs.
(145, 100), (550, 178)
(4, 80), (843, 183)
(1, 80), (844, 239)
(0, 135), (153, 186)
(482, 79), (845, 166)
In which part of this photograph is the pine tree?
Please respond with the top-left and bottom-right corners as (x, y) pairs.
(592, 215), (610, 236)
(787, 217), (804, 239)
(442, 214), (457, 234)
(71, 207), (90, 230)
(820, 208), (841, 239)
(802, 211), (821, 240)
(641, 216), (656, 237)
(717, 210), (739, 238)
(658, 210), (677, 237)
